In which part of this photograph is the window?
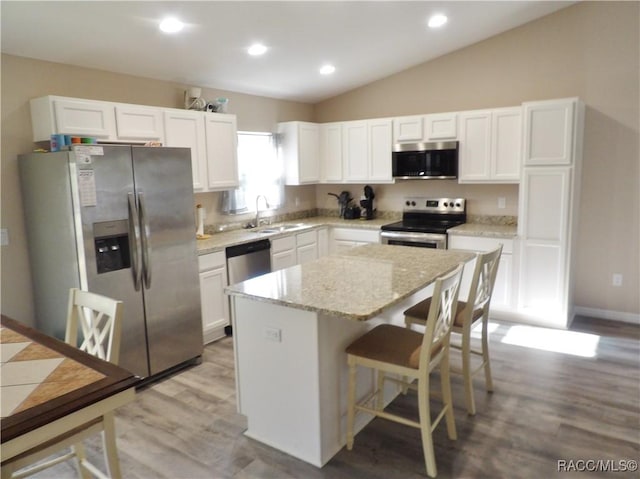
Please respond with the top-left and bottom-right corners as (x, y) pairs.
(221, 132), (283, 214)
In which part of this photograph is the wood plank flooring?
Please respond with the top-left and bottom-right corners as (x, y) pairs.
(24, 316), (640, 478)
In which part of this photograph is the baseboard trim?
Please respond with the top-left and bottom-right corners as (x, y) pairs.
(574, 306), (640, 326)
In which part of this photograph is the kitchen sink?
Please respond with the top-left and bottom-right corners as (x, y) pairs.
(252, 223), (307, 234)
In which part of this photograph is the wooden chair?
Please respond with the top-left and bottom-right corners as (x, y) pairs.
(345, 264), (463, 478)
(5, 288), (124, 479)
(404, 246), (503, 415)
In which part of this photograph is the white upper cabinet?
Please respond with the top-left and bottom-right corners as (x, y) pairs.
(458, 106), (521, 183)
(342, 119), (393, 183)
(368, 118), (393, 182)
(392, 112), (458, 143)
(342, 120), (369, 182)
(393, 115), (423, 143)
(165, 109), (238, 192)
(163, 109), (208, 191)
(459, 110), (492, 181)
(204, 113), (239, 190)
(319, 122), (343, 183)
(114, 104), (164, 141)
(523, 99), (575, 166)
(31, 96), (117, 141)
(278, 121), (320, 185)
(424, 112), (458, 140)
(492, 107), (522, 180)
(31, 96), (165, 143)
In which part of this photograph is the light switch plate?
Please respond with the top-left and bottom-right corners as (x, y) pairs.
(0, 228), (8, 246)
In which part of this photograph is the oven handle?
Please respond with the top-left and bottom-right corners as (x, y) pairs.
(380, 231), (447, 243)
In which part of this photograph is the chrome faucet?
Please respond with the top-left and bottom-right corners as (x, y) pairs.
(255, 195), (270, 227)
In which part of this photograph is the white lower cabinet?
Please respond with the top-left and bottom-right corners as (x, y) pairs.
(330, 227), (380, 254)
(448, 235), (515, 313)
(296, 230), (319, 265)
(271, 235), (297, 271)
(271, 230), (321, 271)
(517, 167), (572, 325)
(317, 227), (329, 257)
(198, 251), (230, 344)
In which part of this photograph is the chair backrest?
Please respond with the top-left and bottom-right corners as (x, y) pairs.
(65, 288), (123, 365)
(418, 263), (464, 368)
(467, 245), (503, 317)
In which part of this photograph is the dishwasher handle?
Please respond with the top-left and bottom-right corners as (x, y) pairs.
(225, 239), (271, 259)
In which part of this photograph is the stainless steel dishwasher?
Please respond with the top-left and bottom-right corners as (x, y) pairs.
(226, 238), (272, 285)
(225, 239), (271, 335)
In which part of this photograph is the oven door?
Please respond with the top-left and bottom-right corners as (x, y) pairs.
(380, 231), (447, 249)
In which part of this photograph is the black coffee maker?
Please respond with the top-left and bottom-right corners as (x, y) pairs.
(360, 185), (375, 220)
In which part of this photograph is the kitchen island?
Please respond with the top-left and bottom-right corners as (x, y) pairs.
(226, 244), (473, 467)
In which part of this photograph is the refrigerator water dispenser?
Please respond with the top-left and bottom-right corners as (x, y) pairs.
(93, 220), (131, 274)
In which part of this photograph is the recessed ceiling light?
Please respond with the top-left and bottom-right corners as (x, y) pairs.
(159, 17), (184, 34)
(428, 14), (448, 28)
(320, 64), (336, 75)
(248, 43), (268, 56)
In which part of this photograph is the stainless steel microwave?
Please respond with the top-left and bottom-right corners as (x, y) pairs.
(392, 141), (458, 179)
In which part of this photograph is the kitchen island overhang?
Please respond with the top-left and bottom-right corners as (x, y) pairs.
(225, 244), (474, 467)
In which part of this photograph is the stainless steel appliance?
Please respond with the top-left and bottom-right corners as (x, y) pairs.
(19, 145), (203, 379)
(226, 239), (271, 285)
(225, 239), (271, 336)
(392, 141), (458, 179)
(380, 197), (466, 249)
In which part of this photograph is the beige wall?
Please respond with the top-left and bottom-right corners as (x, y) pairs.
(0, 54), (313, 325)
(315, 2), (640, 317)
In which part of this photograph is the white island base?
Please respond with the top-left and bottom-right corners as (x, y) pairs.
(227, 245), (473, 467)
(232, 288), (433, 467)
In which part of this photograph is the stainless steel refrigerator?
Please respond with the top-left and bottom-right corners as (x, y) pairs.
(19, 145), (203, 378)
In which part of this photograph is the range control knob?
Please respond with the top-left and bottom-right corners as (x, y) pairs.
(455, 202), (461, 207)
(411, 201), (416, 206)
(443, 202), (449, 207)
(405, 200), (411, 206)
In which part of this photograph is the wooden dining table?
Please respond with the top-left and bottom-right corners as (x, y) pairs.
(0, 314), (138, 469)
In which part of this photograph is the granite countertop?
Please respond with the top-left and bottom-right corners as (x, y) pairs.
(448, 223), (517, 239)
(196, 216), (390, 255)
(225, 244), (473, 321)
(196, 216), (517, 255)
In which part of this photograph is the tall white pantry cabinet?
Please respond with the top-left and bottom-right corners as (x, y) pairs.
(517, 98), (585, 328)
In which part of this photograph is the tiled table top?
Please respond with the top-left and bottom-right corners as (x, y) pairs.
(1, 327), (105, 418)
(1, 315), (138, 446)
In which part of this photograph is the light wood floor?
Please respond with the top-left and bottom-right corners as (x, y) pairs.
(26, 316), (639, 478)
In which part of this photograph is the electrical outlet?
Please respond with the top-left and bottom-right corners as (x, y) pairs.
(498, 197), (506, 209)
(612, 273), (623, 287)
(0, 228), (8, 246)
(264, 327), (282, 342)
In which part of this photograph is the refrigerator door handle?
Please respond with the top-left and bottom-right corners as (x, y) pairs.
(127, 192), (142, 291)
(138, 192), (152, 289)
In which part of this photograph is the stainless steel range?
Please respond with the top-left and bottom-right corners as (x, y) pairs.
(380, 197), (466, 249)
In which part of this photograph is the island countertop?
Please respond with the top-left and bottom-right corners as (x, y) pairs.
(225, 244), (473, 321)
